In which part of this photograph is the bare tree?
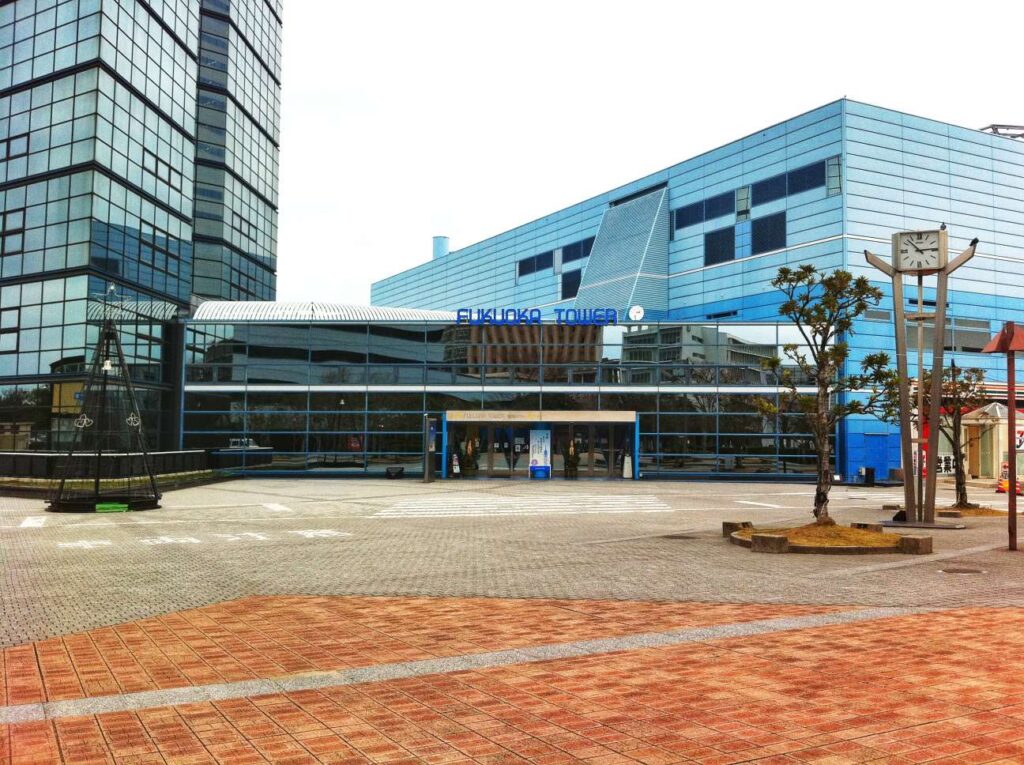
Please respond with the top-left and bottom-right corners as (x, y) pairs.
(882, 362), (986, 509)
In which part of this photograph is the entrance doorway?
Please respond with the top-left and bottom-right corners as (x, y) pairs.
(552, 423), (631, 477)
(484, 425), (531, 477)
(447, 413), (635, 479)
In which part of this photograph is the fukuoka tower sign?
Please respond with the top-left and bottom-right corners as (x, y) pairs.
(456, 308), (620, 326)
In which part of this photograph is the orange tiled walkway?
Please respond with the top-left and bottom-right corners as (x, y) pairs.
(7, 601), (1024, 763)
(0, 597), (844, 707)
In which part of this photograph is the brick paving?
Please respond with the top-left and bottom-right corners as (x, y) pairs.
(3, 479), (1024, 762)
(4, 602), (1024, 763)
(2, 479), (1022, 648)
(1, 597), (845, 707)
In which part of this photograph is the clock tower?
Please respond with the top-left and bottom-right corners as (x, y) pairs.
(866, 229), (978, 524)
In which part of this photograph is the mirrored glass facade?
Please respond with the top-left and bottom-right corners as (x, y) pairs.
(183, 317), (824, 477)
(193, 0), (280, 301)
(0, 0), (281, 451)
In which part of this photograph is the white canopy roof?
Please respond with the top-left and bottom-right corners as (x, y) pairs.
(962, 402), (1024, 422)
(190, 301), (457, 323)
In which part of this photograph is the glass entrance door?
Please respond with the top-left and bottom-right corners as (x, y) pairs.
(487, 426), (531, 477)
(510, 427), (529, 477)
(593, 425), (612, 476)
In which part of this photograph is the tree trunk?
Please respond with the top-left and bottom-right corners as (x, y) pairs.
(951, 410), (971, 508)
(813, 385), (833, 524)
(814, 438), (834, 523)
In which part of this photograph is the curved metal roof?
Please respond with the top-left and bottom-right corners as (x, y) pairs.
(190, 301), (457, 323)
(87, 299), (183, 321)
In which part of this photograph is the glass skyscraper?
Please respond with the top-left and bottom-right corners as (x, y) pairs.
(0, 0), (282, 450)
(194, 0), (280, 301)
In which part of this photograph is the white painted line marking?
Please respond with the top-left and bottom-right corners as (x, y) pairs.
(373, 509), (673, 518)
(384, 494), (671, 518)
(19, 516), (45, 528)
(58, 540), (112, 550)
(262, 503), (292, 512)
(736, 500), (785, 509)
(290, 529), (351, 538)
(139, 536), (201, 546)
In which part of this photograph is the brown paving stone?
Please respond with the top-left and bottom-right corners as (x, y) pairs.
(2, 596), (845, 706)
(8, 605), (1024, 763)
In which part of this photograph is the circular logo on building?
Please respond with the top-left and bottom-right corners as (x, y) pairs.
(627, 305), (645, 321)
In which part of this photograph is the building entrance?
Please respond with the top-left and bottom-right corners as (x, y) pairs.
(445, 411), (636, 479)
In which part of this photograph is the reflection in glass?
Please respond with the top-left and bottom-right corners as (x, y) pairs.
(181, 319), (823, 476)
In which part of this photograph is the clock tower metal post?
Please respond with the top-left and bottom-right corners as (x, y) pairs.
(866, 231), (978, 523)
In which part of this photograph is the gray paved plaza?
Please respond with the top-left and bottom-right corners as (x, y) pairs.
(2, 477), (1022, 646)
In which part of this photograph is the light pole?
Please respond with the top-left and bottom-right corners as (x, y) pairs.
(982, 321), (1024, 550)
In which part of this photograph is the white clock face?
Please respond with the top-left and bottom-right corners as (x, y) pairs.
(627, 305), (644, 321)
(898, 231), (940, 271)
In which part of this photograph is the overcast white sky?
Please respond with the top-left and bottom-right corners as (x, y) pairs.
(275, 1), (1019, 304)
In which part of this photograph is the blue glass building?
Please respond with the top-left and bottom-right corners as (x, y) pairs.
(372, 100), (1024, 481)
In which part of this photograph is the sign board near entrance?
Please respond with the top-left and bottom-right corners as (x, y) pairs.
(456, 308), (618, 326)
(529, 429), (551, 479)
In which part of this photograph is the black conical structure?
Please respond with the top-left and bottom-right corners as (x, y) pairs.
(47, 318), (161, 512)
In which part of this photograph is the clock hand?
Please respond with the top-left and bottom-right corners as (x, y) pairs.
(906, 238), (923, 253)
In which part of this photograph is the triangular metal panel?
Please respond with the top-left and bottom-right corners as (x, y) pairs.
(573, 188), (668, 316)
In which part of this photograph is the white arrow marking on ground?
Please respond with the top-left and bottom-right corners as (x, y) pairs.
(735, 500), (785, 509)
(19, 517), (45, 528)
(262, 503), (292, 512)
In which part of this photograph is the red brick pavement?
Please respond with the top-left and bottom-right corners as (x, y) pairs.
(0, 597), (845, 707)
(6, 602), (1024, 763)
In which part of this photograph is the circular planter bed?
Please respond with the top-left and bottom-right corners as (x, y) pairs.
(956, 507), (1007, 517)
(730, 523), (903, 555)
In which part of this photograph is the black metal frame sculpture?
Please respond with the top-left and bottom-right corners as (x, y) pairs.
(47, 310), (161, 512)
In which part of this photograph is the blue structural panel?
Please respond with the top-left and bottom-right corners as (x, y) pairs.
(372, 99), (1024, 482)
(181, 305), (821, 479)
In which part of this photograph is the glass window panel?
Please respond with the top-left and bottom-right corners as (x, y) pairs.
(367, 392), (424, 411)
(367, 412), (423, 430)
(659, 434), (716, 454)
(184, 391), (246, 411)
(751, 172), (787, 205)
(704, 226), (735, 266)
(308, 414), (365, 432)
(658, 413), (717, 432)
(703, 191), (734, 220)
(674, 201), (703, 230)
(787, 161), (826, 195)
(735, 185), (751, 222)
(751, 211), (786, 255)
(561, 269), (582, 300)
(310, 392), (366, 411)
(826, 156), (842, 196)
(247, 391), (307, 410)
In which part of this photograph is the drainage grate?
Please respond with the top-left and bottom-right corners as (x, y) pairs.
(940, 568), (985, 575)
